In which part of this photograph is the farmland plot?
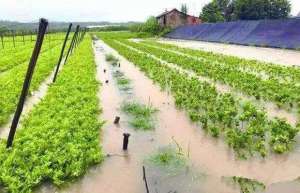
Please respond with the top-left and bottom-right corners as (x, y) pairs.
(0, 37), (103, 193)
(83, 31), (300, 193)
(1, 30), (300, 193)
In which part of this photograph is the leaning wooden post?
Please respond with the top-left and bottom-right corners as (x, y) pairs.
(52, 23), (72, 83)
(6, 18), (48, 148)
(80, 28), (86, 42)
(74, 27), (80, 48)
(70, 25), (80, 53)
(63, 25), (79, 65)
(143, 166), (150, 193)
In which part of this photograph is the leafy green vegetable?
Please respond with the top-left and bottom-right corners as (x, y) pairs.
(0, 37), (104, 193)
(121, 101), (157, 130)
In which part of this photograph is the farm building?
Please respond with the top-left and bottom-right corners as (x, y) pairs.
(156, 8), (201, 28)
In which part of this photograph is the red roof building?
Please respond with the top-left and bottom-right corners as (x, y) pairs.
(156, 8), (201, 28)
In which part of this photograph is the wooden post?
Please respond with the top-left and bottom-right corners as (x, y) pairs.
(22, 31), (25, 45)
(64, 25), (80, 65)
(123, 133), (130, 150)
(80, 28), (86, 42)
(6, 18), (49, 148)
(114, 116), (120, 124)
(1, 34), (4, 49)
(74, 27), (80, 48)
(143, 166), (150, 193)
(12, 31), (15, 48)
(52, 23), (72, 83)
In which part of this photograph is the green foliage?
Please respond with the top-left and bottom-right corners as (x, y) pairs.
(105, 53), (119, 65)
(137, 40), (300, 110)
(201, 0), (291, 22)
(117, 77), (131, 86)
(269, 118), (300, 153)
(140, 16), (162, 35)
(147, 146), (187, 174)
(121, 101), (157, 130)
(200, 1), (226, 22)
(215, 0), (234, 21)
(0, 36), (65, 126)
(98, 32), (299, 158)
(0, 37), (104, 193)
(233, 0), (291, 20)
(180, 4), (188, 14)
(229, 176), (266, 193)
(0, 26), (8, 33)
(129, 16), (163, 36)
(112, 70), (132, 91)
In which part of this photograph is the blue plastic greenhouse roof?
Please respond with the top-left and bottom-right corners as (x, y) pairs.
(165, 18), (300, 49)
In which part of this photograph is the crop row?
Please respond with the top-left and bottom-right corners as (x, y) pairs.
(0, 37), (103, 193)
(0, 33), (68, 50)
(117, 39), (300, 110)
(142, 40), (300, 84)
(100, 35), (299, 158)
(0, 40), (63, 73)
(0, 40), (64, 126)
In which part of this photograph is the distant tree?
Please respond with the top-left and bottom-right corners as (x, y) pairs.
(181, 4), (188, 14)
(215, 0), (234, 21)
(268, 0), (291, 19)
(233, 0), (291, 20)
(200, 1), (225, 22)
(141, 16), (161, 35)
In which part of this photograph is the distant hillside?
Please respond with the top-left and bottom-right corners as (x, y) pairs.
(0, 20), (138, 32)
(298, 12), (300, 17)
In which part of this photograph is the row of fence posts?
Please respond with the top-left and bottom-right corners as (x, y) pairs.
(0, 31), (35, 48)
(0, 28), (73, 49)
(6, 18), (87, 148)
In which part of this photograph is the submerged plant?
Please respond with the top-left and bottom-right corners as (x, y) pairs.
(112, 70), (132, 91)
(117, 77), (131, 86)
(121, 101), (158, 130)
(225, 176), (266, 193)
(105, 53), (119, 65)
(147, 146), (187, 175)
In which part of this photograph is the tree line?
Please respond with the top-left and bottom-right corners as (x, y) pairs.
(200, 0), (291, 23)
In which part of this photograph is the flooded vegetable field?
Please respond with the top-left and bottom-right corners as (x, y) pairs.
(0, 30), (299, 193)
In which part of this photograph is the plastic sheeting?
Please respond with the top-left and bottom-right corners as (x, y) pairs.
(165, 18), (300, 49)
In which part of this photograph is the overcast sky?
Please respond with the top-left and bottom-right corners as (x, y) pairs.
(0, 0), (299, 22)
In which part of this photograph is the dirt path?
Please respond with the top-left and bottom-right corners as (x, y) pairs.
(158, 38), (300, 67)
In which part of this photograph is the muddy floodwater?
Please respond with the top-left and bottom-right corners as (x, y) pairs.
(37, 39), (300, 193)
